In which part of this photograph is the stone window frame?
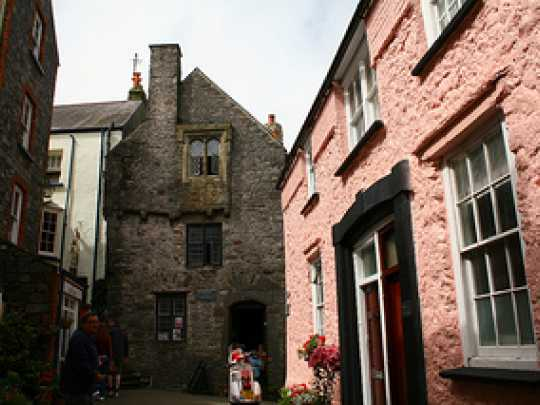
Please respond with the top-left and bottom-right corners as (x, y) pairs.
(310, 256), (324, 336)
(155, 293), (187, 342)
(443, 117), (537, 369)
(342, 34), (381, 151)
(178, 123), (231, 184)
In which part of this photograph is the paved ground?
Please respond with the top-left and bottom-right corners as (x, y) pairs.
(109, 389), (275, 404)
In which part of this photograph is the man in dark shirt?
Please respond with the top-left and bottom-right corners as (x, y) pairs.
(62, 312), (103, 405)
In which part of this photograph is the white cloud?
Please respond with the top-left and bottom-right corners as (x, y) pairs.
(52, 0), (357, 149)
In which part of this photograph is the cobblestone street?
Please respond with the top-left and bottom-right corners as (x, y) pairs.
(110, 389), (275, 405)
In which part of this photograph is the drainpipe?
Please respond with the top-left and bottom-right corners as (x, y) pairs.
(55, 134), (76, 371)
(91, 124), (112, 306)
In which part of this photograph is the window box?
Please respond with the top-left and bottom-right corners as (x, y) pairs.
(334, 120), (384, 177)
(413, 0), (479, 76)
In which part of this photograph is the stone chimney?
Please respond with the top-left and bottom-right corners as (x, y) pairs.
(266, 113), (283, 143)
(147, 44), (182, 125)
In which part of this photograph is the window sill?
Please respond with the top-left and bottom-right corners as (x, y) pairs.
(439, 367), (540, 385)
(186, 265), (222, 270)
(300, 192), (320, 216)
(412, 0), (479, 76)
(18, 143), (34, 162)
(334, 120), (384, 177)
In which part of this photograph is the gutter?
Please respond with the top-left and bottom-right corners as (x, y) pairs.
(276, 0), (372, 190)
(50, 125), (122, 134)
(91, 124), (112, 305)
(55, 134), (76, 370)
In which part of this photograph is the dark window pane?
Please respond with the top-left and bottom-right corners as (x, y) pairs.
(487, 240), (510, 291)
(477, 192), (496, 240)
(381, 228), (398, 269)
(469, 146), (488, 191)
(360, 241), (377, 278)
(205, 224), (222, 265)
(487, 132), (509, 180)
(187, 225), (204, 267)
(495, 181), (518, 232)
(507, 233), (526, 287)
(458, 201), (477, 247)
(158, 297), (171, 315)
(207, 139), (220, 175)
(476, 297), (496, 346)
(515, 291), (534, 345)
(494, 294), (517, 345)
(190, 140), (204, 176)
(453, 158), (470, 200)
(468, 251), (489, 295)
(353, 73), (362, 110)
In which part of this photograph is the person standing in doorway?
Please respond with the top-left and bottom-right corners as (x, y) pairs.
(108, 319), (128, 398)
(62, 312), (104, 405)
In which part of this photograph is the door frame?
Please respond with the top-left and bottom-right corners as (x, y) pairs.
(333, 160), (427, 405)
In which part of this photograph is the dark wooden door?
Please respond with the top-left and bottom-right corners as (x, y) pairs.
(364, 282), (386, 405)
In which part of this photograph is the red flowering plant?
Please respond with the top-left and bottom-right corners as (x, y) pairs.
(281, 335), (341, 405)
(297, 334), (326, 361)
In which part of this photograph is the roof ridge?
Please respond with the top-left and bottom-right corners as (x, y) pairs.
(186, 67), (272, 136)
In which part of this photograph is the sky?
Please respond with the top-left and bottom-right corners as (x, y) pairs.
(52, 1), (358, 150)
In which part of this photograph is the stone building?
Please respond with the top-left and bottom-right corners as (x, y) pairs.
(280, 1), (539, 404)
(0, 0), (58, 253)
(0, 0), (82, 367)
(105, 44), (286, 394)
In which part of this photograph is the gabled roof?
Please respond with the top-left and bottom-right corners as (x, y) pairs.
(184, 67), (276, 140)
(277, 0), (370, 189)
(51, 100), (143, 132)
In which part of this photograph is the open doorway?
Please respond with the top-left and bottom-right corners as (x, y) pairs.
(229, 301), (266, 351)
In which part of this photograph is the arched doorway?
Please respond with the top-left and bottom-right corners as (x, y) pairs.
(229, 301), (266, 351)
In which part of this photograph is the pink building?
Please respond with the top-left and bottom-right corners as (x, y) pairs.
(279, 1), (540, 404)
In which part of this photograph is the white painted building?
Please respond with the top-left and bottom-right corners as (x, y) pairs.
(40, 100), (144, 303)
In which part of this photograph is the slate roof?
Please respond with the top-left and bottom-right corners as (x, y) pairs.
(51, 100), (143, 132)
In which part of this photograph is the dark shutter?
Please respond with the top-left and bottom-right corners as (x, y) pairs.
(187, 225), (204, 267)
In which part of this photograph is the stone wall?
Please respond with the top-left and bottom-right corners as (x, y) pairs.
(0, 0), (58, 253)
(282, 0), (540, 403)
(106, 45), (286, 394)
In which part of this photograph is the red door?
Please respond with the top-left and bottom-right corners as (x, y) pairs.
(364, 283), (386, 405)
(380, 226), (408, 405)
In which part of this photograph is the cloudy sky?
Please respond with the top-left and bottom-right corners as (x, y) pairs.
(52, 1), (357, 150)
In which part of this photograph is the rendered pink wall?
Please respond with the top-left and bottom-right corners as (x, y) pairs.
(282, 0), (540, 403)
